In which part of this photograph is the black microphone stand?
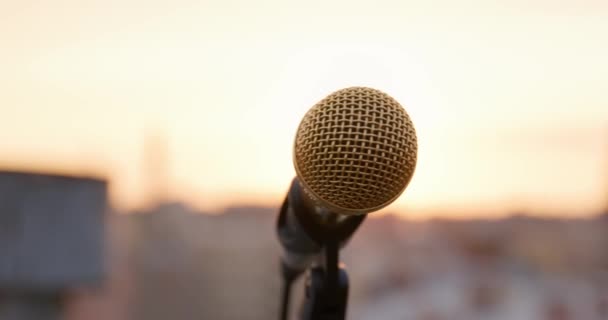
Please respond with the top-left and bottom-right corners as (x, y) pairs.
(278, 180), (366, 320)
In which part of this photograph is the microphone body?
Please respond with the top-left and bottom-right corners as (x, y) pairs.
(277, 178), (321, 273)
(277, 178), (366, 275)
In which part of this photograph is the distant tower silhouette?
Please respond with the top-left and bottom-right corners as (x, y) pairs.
(604, 127), (608, 215)
(142, 131), (170, 205)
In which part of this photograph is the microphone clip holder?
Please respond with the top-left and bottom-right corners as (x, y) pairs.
(300, 240), (349, 320)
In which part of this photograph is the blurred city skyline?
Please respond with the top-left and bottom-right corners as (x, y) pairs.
(1, 0), (607, 218)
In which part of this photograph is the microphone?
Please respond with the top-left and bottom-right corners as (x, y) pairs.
(278, 86), (418, 273)
(276, 87), (418, 320)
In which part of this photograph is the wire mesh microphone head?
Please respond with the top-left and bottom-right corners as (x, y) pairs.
(293, 87), (418, 215)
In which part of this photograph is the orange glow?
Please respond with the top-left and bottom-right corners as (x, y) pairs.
(1, 0), (607, 218)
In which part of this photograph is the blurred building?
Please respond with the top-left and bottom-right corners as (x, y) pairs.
(54, 202), (608, 320)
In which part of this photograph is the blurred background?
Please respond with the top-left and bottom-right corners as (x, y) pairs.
(1, 0), (607, 319)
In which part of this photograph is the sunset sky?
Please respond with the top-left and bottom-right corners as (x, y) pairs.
(1, 0), (607, 218)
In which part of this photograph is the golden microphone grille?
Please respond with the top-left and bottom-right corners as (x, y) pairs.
(293, 87), (418, 215)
